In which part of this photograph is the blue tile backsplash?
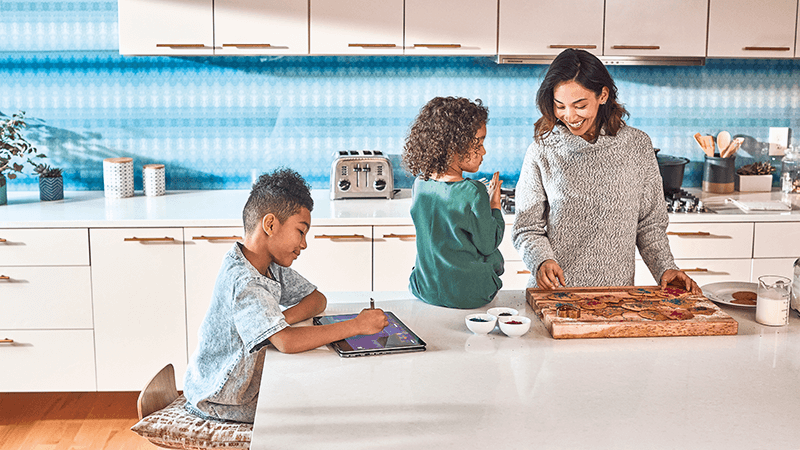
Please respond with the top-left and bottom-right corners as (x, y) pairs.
(1, 1), (798, 192)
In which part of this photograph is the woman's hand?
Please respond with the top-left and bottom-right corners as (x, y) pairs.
(537, 259), (565, 289)
(660, 269), (702, 295)
(487, 171), (502, 210)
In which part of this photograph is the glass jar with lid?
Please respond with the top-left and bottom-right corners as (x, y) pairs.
(781, 145), (800, 193)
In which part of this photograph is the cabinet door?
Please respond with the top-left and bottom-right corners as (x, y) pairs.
(184, 227), (243, 356)
(310, 0), (403, 55)
(215, 0), (308, 55)
(753, 222), (800, 258)
(0, 266), (93, 329)
(118, 0), (214, 55)
(752, 258), (795, 281)
(635, 258), (752, 286)
(291, 226), (372, 291)
(707, 0), (797, 58)
(498, 0), (603, 56)
(405, 0), (497, 55)
(90, 228), (187, 391)
(604, 0), (708, 57)
(665, 222), (753, 259)
(0, 228), (89, 266)
(373, 226), (416, 291)
(0, 330), (96, 392)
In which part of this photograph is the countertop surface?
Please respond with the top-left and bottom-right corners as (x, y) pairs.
(2, 188), (800, 228)
(252, 290), (800, 450)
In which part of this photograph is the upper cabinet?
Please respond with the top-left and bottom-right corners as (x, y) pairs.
(604, 0), (708, 57)
(310, 0), (404, 55)
(499, 0), (604, 56)
(215, 0), (308, 55)
(404, 0), (498, 55)
(707, 0), (798, 58)
(118, 0), (214, 56)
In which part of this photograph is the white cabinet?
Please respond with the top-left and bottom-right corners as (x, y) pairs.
(214, 0), (308, 55)
(498, 223), (530, 290)
(90, 228), (187, 391)
(707, 0), (798, 58)
(405, 0), (498, 55)
(604, 0), (708, 57)
(118, 0), (214, 56)
(752, 222), (800, 281)
(665, 223), (754, 259)
(0, 228), (89, 266)
(498, 0), (604, 56)
(291, 226), (373, 291)
(310, 0), (404, 55)
(183, 227), (243, 356)
(635, 258), (752, 286)
(373, 225), (417, 291)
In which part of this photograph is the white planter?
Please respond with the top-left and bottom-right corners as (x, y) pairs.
(735, 174), (773, 192)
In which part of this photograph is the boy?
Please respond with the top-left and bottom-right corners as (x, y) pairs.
(184, 168), (388, 423)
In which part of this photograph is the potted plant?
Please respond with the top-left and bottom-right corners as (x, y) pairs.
(0, 111), (43, 205)
(35, 163), (64, 201)
(735, 162), (775, 192)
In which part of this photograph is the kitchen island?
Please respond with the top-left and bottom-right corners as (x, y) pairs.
(251, 290), (800, 450)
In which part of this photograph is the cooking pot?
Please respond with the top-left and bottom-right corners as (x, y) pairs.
(657, 153), (689, 192)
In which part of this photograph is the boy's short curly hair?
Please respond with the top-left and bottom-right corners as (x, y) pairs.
(243, 168), (314, 235)
(402, 97), (489, 180)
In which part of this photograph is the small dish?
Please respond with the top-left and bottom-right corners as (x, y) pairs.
(498, 316), (531, 338)
(487, 307), (518, 319)
(465, 313), (497, 334)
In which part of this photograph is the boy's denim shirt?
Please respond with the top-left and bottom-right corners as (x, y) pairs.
(183, 242), (316, 423)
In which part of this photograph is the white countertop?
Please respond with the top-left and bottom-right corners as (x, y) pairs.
(2, 188), (799, 228)
(251, 290), (800, 450)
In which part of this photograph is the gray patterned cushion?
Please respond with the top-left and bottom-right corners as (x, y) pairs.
(130, 395), (252, 450)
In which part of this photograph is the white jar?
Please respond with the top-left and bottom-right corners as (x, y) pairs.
(103, 157), (134, 198)
(142, 164), (166, 197)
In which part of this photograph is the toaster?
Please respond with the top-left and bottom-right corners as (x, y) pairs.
(330, 150), (394, 200)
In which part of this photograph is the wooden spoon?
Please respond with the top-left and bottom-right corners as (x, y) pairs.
(717, 131), (732, 155)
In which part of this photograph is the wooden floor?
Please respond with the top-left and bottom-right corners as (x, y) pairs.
(0, 392), (156, 450)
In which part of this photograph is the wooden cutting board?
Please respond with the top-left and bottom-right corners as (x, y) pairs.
(526, 286), (738, 339)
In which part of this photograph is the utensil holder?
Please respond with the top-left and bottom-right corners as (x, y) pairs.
(103, 157), (134, 198)
(143, 164), (166, 197)
(702, 155), (735, 194)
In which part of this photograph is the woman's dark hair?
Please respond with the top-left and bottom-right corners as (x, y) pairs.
(243, 168), (314, 235)
(534, 48), (628, 142)
(402, 97), (488, 180)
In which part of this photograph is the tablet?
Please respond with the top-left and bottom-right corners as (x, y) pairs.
(313, 311), (426, 358)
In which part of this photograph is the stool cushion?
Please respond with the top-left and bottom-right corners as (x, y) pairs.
(130, 395), (252, 449)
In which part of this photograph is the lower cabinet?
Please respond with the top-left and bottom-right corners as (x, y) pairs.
(292, 225), (372, 292)
(373, 225), (417, 291)
(0, 330), (96, 392)
(635, 258), (752, 286)
(90, 228), (188, 391)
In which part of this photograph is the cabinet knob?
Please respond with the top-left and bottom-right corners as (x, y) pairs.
(0, 338), (14, 344)
(123, 237), (176, 242)
(0, 275), (9, 281)
(0, 238), (6, 243)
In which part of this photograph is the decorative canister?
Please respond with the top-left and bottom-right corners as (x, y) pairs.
(103, 157), (134, 198)
(702, 155), (735, 194)
(143, 164), (166, 197)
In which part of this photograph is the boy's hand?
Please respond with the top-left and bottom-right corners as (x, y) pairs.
(356, 308), (389, 335)
(488, 171), (502, 210)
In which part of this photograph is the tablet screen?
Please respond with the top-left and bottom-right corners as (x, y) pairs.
(315, 311), (424, 352)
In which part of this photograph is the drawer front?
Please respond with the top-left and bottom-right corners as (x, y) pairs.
(500, 260), (532, 291)
(291, 226), (372, 292)
(751, 258), (796, 281)
(499, 224), (520, 261)
(753, 223), (800, 258)
(184, 227), (243, 356)
(0, 266), (93, 329)
(635, 258), (752, 286)
(373, 226), (417, 292)
(665, 223), (753, 259)
(0, 228), (89, 266)
(0, 330), (96, 392)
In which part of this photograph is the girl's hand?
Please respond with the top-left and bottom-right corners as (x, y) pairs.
(537, 259), (566, 289)
(488, 171), (502, 210)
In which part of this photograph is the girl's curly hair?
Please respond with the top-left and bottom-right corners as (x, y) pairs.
(402, 97), (489, 180)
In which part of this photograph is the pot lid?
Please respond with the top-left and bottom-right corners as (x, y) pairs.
(657, 154), (689, 166)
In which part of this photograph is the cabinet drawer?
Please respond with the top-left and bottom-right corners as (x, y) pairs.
(0, 266), (93, 329)
(752, 258), (795, 281)
(665, 223), (753, 259)
(0, 330), (96, 392)
(292, 226), (372, 292)
(500, 260), (531, 291)
(373, 226), (416, 292)
(635, 258), (752, 286)
(753, 223), (800, 258)
(0, 228), (89, 266)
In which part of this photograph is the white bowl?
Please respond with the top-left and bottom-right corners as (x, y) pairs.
(465, 313), (497, 334)
(498, 316), (531, 338)
(487, 307), (518, 320)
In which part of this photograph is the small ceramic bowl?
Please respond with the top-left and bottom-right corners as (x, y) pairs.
(487, 307), (518, 320)
(465, 313), (497, 334)
(498, 315), (531, 338)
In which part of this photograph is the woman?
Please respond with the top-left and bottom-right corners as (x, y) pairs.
(512, 49), (700, 293)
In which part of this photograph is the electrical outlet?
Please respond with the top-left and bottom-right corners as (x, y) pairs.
(769, 127), (790, 156)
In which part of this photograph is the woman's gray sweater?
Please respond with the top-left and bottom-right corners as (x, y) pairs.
(512, 124), (678, 288)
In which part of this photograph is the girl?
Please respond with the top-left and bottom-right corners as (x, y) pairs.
(402, 97), (505, 309)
